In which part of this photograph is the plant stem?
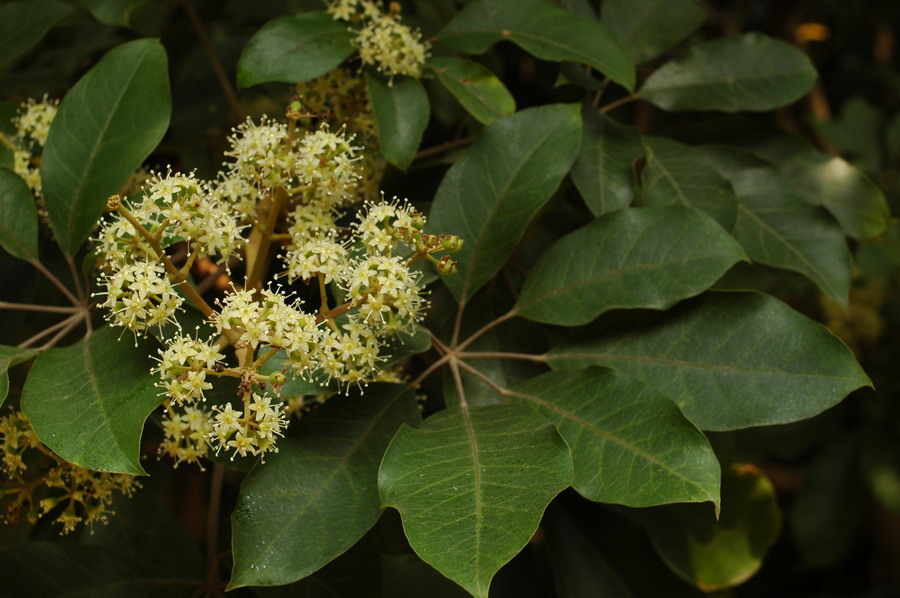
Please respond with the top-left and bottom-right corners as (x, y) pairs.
(205, 462), (225, 596)
(454, 307), (519, 353)
(246, 189), (287, 291)
(448, 356), (468, 409)
(458, 351), (546, 363)
(182, 0), (243, 121)
(64, 254), (85, 303)
(456, 358), (511, 397)
(17, 313), (80, 348)
(599, 93), (640, 114)
(410, 353), (451, 387)
(39, 313), (83, 349)
(29, 259), (80, 306)
(414, 135), (475, 161)
(0, 301), (79, 314)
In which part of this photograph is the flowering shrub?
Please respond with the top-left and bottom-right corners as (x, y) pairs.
(0, 0), (892, 596)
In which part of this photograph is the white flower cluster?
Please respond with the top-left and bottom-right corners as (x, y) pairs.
(8, 96), (58, 200)
(210, 394), (288, 461)
(98, 260), (183, 331)
(328, 0), (430, 79)
(154, 333), (225, 404)
(159, 405), (213, 468)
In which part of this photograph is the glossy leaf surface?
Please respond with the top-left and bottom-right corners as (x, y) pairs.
(237, 12), (355, 87)
(511, 368), (720, 508)
(0, 345), (38, 406)
(429, 103), (581, 302)
(20, 326), (161, 474)
(602, 0), (705, 64)
(229, 385), (420, 588)
(641, 136), (737, 228)
(641, 33), (817, 112)
(438, 0), (634, 91)
(41, 39), (171, 255)
(570, 106), (642, 216)
(429, 56), (515, 125)
(549, 291), (870, 431)
(379, 403), (573, 597)
(0, 168), (39, 261)
(516, 206), (746, 326)
(367, 73), (430, 171)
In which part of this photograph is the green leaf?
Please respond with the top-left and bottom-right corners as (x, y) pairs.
(0, 346), (39, 406)
(743, 134), (891, 240)
(601, 0), (705, 64)
(428, 56), (515, 125)
(237, 12), (355, 88)
(438, 0), (635, 92)
(641, 136), (737, 229)
(627, 465), (781, 591)
(229, 384), (420, 589)
(511, 368), (719, 508)
(428, 103), (581, 302)
(20, 326), (161, 474)
(382, 325), (432, 369)
(83, 0), (147, 27)
(702, 146), (852, 307)
(0, 542), (179, 597)
(0, 0), (73, 69)
(570, 105), (642, 217)
(41, 39), (171, 256)
(516, 206), (746, 326)
(640, 33), (817, 112)
(549, 291), (870, 431)
(0, 168), (39, 262)
(367, 73), (430, 171)
(379, 403), (573, 597)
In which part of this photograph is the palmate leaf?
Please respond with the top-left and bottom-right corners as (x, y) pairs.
(702, 146), (852, 307)
(641, 136), (737, 229)
(20, 326), (161, 474)
(640, 33), (817, 112)
(0, 168), (39, 262)
(428, 103), (581, 303)
(510, 368), (720, 509)
(229, 385), (420, 589)
(41, 39), (171, 256)
(549, 291), (869, 431)
(438, 0), (634, 92)
(378, 403), (573, 597)
(367, 73), (430, 171)
(570, 105), (642, 217)
(237, 12), (355, 87)
(601, 0), (706, 64)
(428, 56), (515, 125)
(515, 206), (746, 326)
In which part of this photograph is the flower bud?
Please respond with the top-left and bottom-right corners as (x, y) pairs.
(436, 255), (457, 275)
(442, 235), (463, 253)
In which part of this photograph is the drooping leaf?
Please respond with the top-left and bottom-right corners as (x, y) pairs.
(438, 0), (635, 92)
(41, 39), (171, 256)
(0, 0), (73, 69)
(20, 326), (161, 474)
(641, 136), (737, 228)
(702, 146), (852, 307)
(83, 0), (147, 27)
(742, 133), (890, 240)
(627, 465), (781, 591)
(544, 507), (635, 598)
(428, 56), (515, 125)
(229, 384), (420, 589)
(379, 403), (574, 597)
(0, 345), (39, 406)
(0, 168), (39, 262)
(570, 105), (642, 216)
(237, 12), (355, 88)
(516, 206), (746, 326)
(601, 0), (706, 64)
(0, 542), (183, 597)
(511, 368), (719, 508)
(640, 33), (817, 112)
(549, 291), (870, 431)
(367, 73), (430, 171)
(428, 103), (581, 303)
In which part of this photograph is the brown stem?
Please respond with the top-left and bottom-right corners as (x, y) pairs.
(0, 301), (79, 314)
(414, 135), (475, 161)
(17, 313), (81, 348)
(448, 356), (468, 409)
(246, 189), (287, 291)
(456, 358), (511, 397)
(39, 313), (83, 349)
(454, 308), (519, 353)
(458, 351), (546, 363)
(64, 254), (85, 303)
(182, 0), (243, 121)
(410, 353), (451, 387)
(427, 329), (450, 355)
(29, 259), (80, 306)
(599, 93), (640, 114)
